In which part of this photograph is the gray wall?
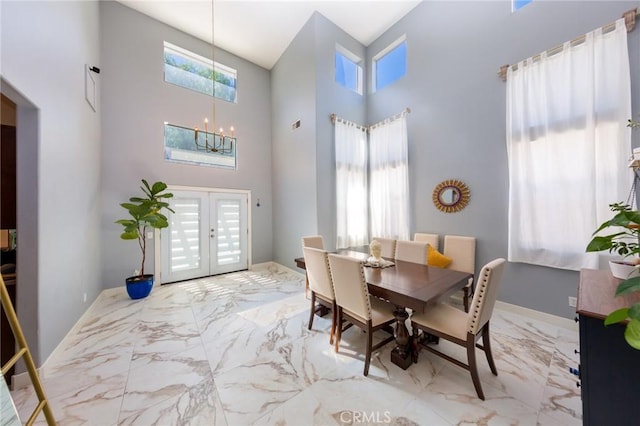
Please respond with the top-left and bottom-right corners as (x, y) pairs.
(314, 14), (368, 251)
(366, 0), (640, 318)
(1, 0), (102, 363)
(271, 17), (319, 268)
(100, 2), (273, 287)
(271, 13), (367, 267)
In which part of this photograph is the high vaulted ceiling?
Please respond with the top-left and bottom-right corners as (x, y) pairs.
(115, 0), (423, 69)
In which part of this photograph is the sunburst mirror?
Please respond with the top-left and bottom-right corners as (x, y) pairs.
(432, 179), (470, 213)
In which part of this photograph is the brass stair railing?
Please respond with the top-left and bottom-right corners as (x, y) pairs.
(1, 274), (56, 425)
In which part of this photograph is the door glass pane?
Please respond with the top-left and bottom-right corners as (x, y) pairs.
(216, 199), (241, 265)
(169, 198), (201, 272)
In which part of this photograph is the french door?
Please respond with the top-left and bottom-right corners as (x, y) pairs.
(160, 190), (248, 283)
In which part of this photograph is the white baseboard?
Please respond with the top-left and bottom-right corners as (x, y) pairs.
(250, 261), (305, 280)
(8, 292), (106, 391)
(35, 290), (107, 381)
(10, 371), (31, 390)
(249, 261), (276, 271)
(272, 262), (305, 278)
(495, 300), (578, 331)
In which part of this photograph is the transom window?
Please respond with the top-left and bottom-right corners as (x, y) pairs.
(164, 123), (236, 170)
(373, 36), (407, 92)
(335, 45), (363, 95)
(513, 0), (533, 11)
(164, 41), (237, 103)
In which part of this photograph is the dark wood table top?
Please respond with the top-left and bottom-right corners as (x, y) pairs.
(295, 250), (472, 313)
(578, 268), (640, 320)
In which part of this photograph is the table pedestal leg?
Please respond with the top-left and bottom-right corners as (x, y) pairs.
(390, 307), (413, 370)
(317, 305), (330, 317)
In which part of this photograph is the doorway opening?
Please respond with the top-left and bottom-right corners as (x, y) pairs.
(1, 94), (18, 379)
(0, 79), (40, 382)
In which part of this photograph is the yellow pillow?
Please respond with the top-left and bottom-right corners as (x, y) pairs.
(427, 244), (452, 268)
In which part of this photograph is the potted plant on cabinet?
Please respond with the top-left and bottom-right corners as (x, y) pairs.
(586, 202), (640, 279)
(585, 117), (640, 349)
(116, 179), (174, 299)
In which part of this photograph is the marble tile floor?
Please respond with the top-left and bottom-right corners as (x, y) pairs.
(9, 265), (582, 425)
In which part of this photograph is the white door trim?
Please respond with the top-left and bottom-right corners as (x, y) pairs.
(154, 185), (252, 283)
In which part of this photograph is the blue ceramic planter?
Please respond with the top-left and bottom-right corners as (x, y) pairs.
(125, 274), (154, 299)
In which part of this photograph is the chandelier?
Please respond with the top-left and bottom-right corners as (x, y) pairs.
(194, 0), (235, 155)
(194, 119), (234, 154)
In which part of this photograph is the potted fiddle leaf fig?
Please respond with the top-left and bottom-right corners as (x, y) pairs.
(116, 179), (174, 299)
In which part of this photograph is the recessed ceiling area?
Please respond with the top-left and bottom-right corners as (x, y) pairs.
(115, 0), (423, 70)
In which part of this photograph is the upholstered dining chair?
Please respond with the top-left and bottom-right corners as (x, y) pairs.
(395, 240), (429, 264)
(411, 258), (506, 400)
(302, 247), (337, 344)
(413, 233), (439, 250)
(301, 235), (325, 298)
(443, 235), (476, 312)
(371, 237), (396, 259)
(302, 235), (325, 249)
(328, 253), (396, 376)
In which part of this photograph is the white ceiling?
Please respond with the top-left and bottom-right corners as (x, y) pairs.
(115, 0), (423, 69)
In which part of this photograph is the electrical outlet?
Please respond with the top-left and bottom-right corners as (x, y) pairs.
(568, 296), (577, 307)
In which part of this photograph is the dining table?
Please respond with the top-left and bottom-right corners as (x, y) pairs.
(294, 249), (473, 369)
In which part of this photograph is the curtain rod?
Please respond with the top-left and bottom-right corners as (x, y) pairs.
(498, 7), (638, 81)
(330, 107), (411, 131)
(330, 114), (368, 131)
(369, 108), (411, 130)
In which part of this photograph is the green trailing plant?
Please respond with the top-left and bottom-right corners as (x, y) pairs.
(585, 117), (640, 350)
(604, 282), (640, 350)
(116, 179), (174, 276)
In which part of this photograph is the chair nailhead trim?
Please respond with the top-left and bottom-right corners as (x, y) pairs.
(469, 267), (492, 334)
(324, 253), (335, 299)
(359, 262), (373, 320)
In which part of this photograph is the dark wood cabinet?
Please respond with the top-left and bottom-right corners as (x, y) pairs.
(577, 269), (640, 425)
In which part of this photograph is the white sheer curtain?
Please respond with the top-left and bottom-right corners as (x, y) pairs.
(369, 115), (410, 241)
(507, 19), (631, 270)
(335, 120), (369, 249)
